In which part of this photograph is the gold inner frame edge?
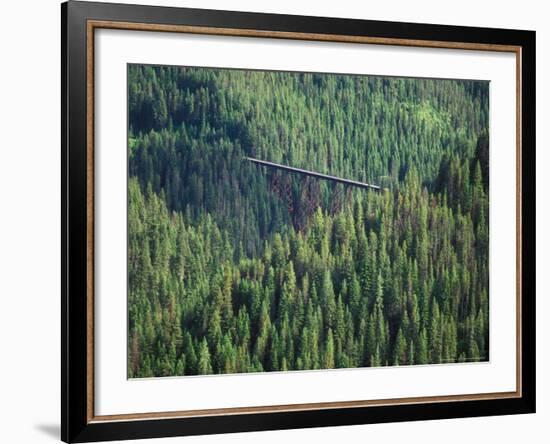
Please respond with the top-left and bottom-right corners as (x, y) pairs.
(85, 19), (523, 423)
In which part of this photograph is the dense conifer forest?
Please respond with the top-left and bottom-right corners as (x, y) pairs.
(128, 65), (489, 378)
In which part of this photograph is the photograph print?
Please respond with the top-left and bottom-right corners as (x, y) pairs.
(127, 65), (489, 378)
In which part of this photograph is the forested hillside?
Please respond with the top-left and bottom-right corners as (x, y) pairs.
(128, 65), (489, 378)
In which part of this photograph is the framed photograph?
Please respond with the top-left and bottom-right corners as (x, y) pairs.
(61, 1), (536, 442)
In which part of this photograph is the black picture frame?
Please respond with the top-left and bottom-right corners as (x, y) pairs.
(62, 1), (536, 442)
